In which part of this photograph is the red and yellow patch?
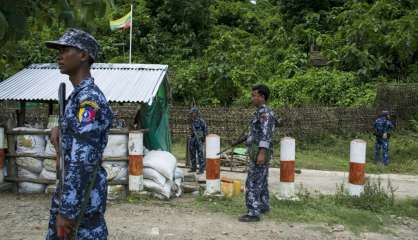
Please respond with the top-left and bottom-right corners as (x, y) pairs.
(78, 101), (99, 125)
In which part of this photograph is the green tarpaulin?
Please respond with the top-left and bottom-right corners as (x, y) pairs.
(140, 80), (171, 151)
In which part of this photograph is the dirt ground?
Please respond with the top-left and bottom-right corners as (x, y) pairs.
(215, 168), (418, 199)
(0, 193), (417, 240)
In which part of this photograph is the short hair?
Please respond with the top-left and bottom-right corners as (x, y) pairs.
(252, 84), (270, 101)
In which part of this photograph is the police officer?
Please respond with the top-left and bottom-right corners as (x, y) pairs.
(239, 84), (277, 222)
(374, 110), (394, 166)
(112, 110), (126, 129)
(45, 28), (113, 239)
(188, 107), (208, 174)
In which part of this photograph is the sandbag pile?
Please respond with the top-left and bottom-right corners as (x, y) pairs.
(103, 134), (129, 199)
(15, 127), (48, 193)
(12, 129), (186, 200)
(143, 150), (183, 199)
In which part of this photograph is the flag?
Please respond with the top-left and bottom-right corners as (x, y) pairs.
(109, 11), (132, 31)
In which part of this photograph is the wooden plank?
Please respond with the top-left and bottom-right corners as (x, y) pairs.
(5, 176), (128, 185)
(7, 129), (50, 135)
(6, 153), (128, 161)
(7, 153), (56, 159)
(0, 182), (13, 192)
(6, 128), (147, 136)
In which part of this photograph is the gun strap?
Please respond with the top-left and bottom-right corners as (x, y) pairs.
(70, 160), (101, 239)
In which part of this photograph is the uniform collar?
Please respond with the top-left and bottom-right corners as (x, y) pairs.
(72, 77), (94, 93)
(256, 104), (266, 111)
(68, 77), (94, 99)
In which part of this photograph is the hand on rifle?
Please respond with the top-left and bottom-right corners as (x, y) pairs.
(56, 214), (76, 237)
(51, 127), (60, 148)
(256, 148), (266, 165)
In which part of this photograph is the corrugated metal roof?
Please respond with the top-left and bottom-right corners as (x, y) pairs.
(0, 63), (168, 105)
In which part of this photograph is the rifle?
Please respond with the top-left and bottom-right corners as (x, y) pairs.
(57, 83), (67, 240)
(217, 133), (248, 156)
(191, 124), (204, 150)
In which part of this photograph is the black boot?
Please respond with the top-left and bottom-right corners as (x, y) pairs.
(238, 214), (260, 222)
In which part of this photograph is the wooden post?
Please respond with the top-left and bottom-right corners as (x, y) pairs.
(6, 131), (18, 192)
(128, 131), (144, 192)
(48, 102), (54, 115)
(277, 137), (296, 200)
(18, 101), (26, 127)
(0, 127), (4, 183)
(205, 134), (221, 195)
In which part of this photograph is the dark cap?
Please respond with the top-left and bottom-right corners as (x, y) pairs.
(45, 28), (99, 61)
(190, 107), (199, 113)
(381, 110), (390, 117)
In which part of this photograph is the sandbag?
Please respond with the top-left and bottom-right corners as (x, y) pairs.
(144, 179), (171, 199)
(15, 127), (46, 154)
(175, 167), (184, 180)
(102, 161), (127, 181)
(43, 159), (57, 172)
(143, 167), (167, 186)
(173, 178), (183, 197)
(44, 137), (57, 156)
(39, 168), (56, 180)
(108, 185), (127, 200)
(18, 182), (45, 194)
(18, 167), (39, 179)
(103, 135), (128, 157)
(143, 151), (177, 181)
(16, 157), (43, 174)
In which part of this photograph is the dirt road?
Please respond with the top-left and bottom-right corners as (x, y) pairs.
(216, 168), (418, 199)
(0, 193), (417, 240)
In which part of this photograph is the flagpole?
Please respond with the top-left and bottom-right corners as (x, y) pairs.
(129, 4), (133, 64)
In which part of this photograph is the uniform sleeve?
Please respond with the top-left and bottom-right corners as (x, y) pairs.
(203, 120), (208, 137)
(258, 111), (274, 149)
(386, 120), (394, 132)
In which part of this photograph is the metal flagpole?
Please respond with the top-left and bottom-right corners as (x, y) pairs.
(129, 4), (133, 63)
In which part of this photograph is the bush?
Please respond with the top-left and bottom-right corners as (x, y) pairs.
(334, 178), (396, 212)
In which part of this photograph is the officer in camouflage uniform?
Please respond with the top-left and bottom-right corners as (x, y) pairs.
(188, 107), (208, 174)
(45, 28), (113, 240)
(111, 111), (126, 129)
(374, 110), (394, 166)
(239, 84), (277, 222)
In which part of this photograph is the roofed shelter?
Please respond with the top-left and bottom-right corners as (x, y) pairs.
(0, 63), (171, 151)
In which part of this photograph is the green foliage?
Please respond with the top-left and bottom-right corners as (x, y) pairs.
(268, 69), (375, 106)
(334, 179), (395, 213)
(0, 0), (417, 106)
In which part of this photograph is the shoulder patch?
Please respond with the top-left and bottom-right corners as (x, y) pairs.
(78, 100), (100, 124)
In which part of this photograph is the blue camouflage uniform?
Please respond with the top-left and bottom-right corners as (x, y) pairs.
(45, 28), (112, 240)
(189, 116), (208, 173)
(46, 77), (112, 240)
(373, 113), (394, 165)
(245, 104), (277, 217)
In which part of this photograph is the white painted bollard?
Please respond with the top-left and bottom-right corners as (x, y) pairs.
(348, 139), (367, 196)
(277, 137), (296, 199)
(205, 134), (221, 195)
(128, 131), (144, 192)
(0, 127), (4, 184)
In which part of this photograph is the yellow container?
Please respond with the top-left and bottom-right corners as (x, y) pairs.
(221, 181), (234, 198)
(233, 180), (241, 196)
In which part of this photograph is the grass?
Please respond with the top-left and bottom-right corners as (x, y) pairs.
(172, 130), (418, 174)
(191, 182), (418, 233)
(123, 178), (418, 234)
